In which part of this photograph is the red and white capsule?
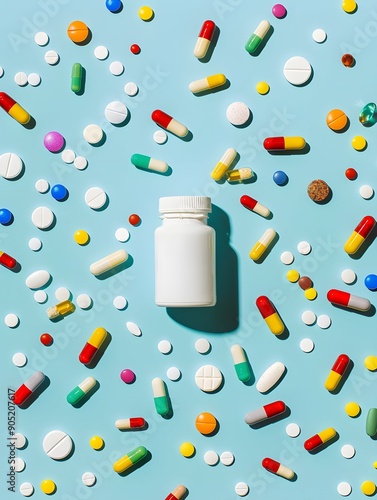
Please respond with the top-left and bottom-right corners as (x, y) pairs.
(194, 20), (215, 59)
(240, 195), (270, 218)
(244, 400), (286, 425)
(327, 289), (371, 311)
(115, 418), (146, 430)
(151, 109), (188, 138)
(262, 457), (295, 479)
(13, 371), (45, 405)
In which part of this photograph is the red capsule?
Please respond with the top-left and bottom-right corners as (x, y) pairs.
(0, 251), (16, 269)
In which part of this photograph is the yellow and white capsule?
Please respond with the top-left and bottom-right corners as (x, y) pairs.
(211, 148), (237, 181)
(189, 74), (226, 93)
(249, 228), (276, 261)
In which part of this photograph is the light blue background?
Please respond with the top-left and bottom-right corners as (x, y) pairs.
(2, 0), (377, 498)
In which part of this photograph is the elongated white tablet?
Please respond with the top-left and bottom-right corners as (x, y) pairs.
(90, 249), (128, 275)
(43, 430), (72, 460)
(25, 270), (50, 289)
(256, 361), (285, 393)
(283, 56), (312, 85)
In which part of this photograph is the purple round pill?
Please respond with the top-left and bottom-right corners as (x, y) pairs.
(120, 369), (135, 384)
(272, 3), (287, 18)
(43, 131), (65, 153)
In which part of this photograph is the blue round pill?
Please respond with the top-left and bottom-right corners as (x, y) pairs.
(105, 0), (122, 12)
(365, 274), (377, 291)
(273, 170), (288, 186)
(0, 208), (12, 224)
(51, 184), (68, 201)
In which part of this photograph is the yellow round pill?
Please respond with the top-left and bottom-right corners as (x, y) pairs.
(180, 441), (195, 457)
(352, 135), (367, 151)
(40, 479), (56, 495)
(74, 229), (89, 245)
(364, 356), (377, 371)
(345, 401), (361, 417)
(361, 480), (376, 496)
(256, 81), (270, 95)
(373, 462), (377, 469)
(304, 288), (317, 300)
(286, 269), (300, 283)
(342, 0), (357, 13)
(90, 435), (104, 450)
(138, 6), (154, 21)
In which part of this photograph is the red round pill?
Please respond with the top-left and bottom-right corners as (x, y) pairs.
(40, 333), (53, 346)
(345, 168), (357, 180)
(130, 44), (141, 54)
(129, 213), (141, 226)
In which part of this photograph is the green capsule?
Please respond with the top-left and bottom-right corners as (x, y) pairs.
(113, 446), (148, 473)
(152, 377), (170, 416)
(366, 408), (377, 436)
(231, 344), (252, 382)
(66, 376), (96, 405)
(71, 63), (83, 93)
(131, 153), (168, 173)
(245, 20), (270, 54)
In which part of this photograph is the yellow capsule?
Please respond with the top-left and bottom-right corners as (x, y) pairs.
(318, 427), (337, 442)
(344, 231), (364, 254)
(211, 148), (237, 181)
(189, 73), (227, 93)
(325, 371), (341, 391)
(9, 103), (31, 125)
(226, 167), (252, 182)
(46, 300), (75, 319)
(265, 312), (284, 335)
(249, 228), (276, 261)
(88, 327), (107, 349)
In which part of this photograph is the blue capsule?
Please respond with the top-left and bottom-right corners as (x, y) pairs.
(51, 184), (68, 201)
(365, 274), (377, 291)
(105, 0), (122, 12)
(273, 170), (288, 186)
(0, 208), (13, 224)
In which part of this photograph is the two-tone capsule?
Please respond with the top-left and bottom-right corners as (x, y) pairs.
(131, 153), (168, 174)
(241, 195), (270, 218)
(71, 62), (83, 93)
(0, 92), (31, 125)
(90, 249), (128, 276)
(194, 20), (215, 59)
(151, 110), (188, 138)
(115, 418), (146, 430)
(344, 215), (376, 255)
(152, 377), (170, 416)
(0, 251), (17, 269)
(304, 427), (337, 451)
(245, 400), (286, 425)
(256, 296), (285, 335)
(263, 136), (306, 151)
(231, 344), (252, 382)
(165, 485), (187, 500)
(189, 74), (226, 93)
(46, 299), (75, 319)
(66, 376), (96, 405)
(227, 168), (252, 182)
(113, 446), (148, 473)
(262, 457), (295, 480)
(13, 371), (45, 405)
(79, 327), (107, 365)
(324, 354), (350, 391)
(211, 148), (237, 181)
(327, 289), (371, 312)
(249, 229), (276, 261)
(245, 20), (270, 54)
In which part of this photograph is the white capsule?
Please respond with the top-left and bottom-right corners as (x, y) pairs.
(89, 250), (128, 275)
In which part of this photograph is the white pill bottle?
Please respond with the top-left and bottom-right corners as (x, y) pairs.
(155, 196), (216, 307)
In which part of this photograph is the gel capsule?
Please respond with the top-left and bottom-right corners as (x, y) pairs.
(231, 344), (251, 382)
(240, 195), (270, 217)
(13, 371), (45, 405)
(366, 408), (377, 437)
(304, 427), (336, 451)
(71, 62), (82, 93)
(89, 249), (128, 275)
(151, 110), (188, 138)
(256, 295), (285, 335)
(194, 20), (215, 59)
(262, 457), (294, 479)
(327, 289), (371, 312)
(66, 376), (96, 405)
(263, 136), (306, 151)
(245, 400), (286, 425)
(46, 299), (75, 319)
(0, 250), (17, 269)
(325, 354), (350, 391)
(344, 215), (376, 255)
(113, 446), (148, 473)
(165, 485), (187, 500)
(131, 153), (168, 173)
(152, 377), (170, 416)
(245, 20), (270, 54)
(189, 74), (226, 93)
(79, 327), (107, 365)
(227, 168), (252, 182)
(115, 418), (146, 430)
(249, 228), (276, 261)
(211, 148), (237, 181)
(0, 92), (31, 125)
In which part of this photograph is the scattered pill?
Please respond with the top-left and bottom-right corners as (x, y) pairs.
(44, 131), (65, 153)
(231, 344), (252, 382)
(286, 423), (301, 437)
(327, 289), (371, 312)
(204, 450), (219, 466)
(359, 102), (377, 126)
(342, 53), (355, 67)
(304, 288), (317, 300)
(74, 156), (88, 170)
(0, 67), (3, 77)
(235, 482), (249, 497)
(34, 290), (47, 303)
(337, 482), (352, 496)
(138, 6), (154, 21)
(341, 269), (356, 284)
(298, 276), (312, 290)
(0, 208), (12, 224)
(307, 179), (330, 202)
(317, 314), (331, 329)
(109, 61), (124, 76)
(29, 238), (42, 251)
(40, 479), (56, 495)
(13, 371), (45, 405)
(105, 101), (128, 124)
(180, 442), (195, 458)
(301, 310), (316, 325)
(14, 433), (27, 449)
(35, 179), (49, 193)
(90, 435), (104, 450)
(245, 400), (286, 425)
(76, 294), (92, 309)
(300, 338), (314, 353)
(272, 4), (286, 18)
(361, 481), (376, 496)
(341, 444), (355, 459)
(94, 45), (109, 60)
(325, 354), (350, 391)
(0, 152), (23, 179)
(256, 295), (284, 335)
(55, 287), (70, 302)
(31, 206), (54, 229)
(152, 109), (188, 137)
(194, 20), (215, 58)
(227, 168), (252, 182)
(359, 185), (374, 199)
(71, 63), (82, 93)
(245, 20), (270, 54)
(352, 135), (366, 151)
(40, 333), (53, 346)
(14, 72), (28, 86)
(74, 229), (89, 245)
(312, 28), (327, 43)
(131, 153), (168, 173)
(44, 49), (59, 65)
(264, 136), (306, 151)
(273, 170), (288, 186)
(195, 365), (223, 392)
(46, 299), (75, 319)
(82, 472), (96, 487)
(262, 457), (295, 479)
(250, 228), (276, 261)
(115, 418), (146, 430)
(344, 216), (376, 254)
(240, 194), (270, 218)
(67, 20), (89, 43)
(12, 352), (27, 367)
(106, 0), (122, 12)
(51, 184), (68, 201)
(167, 367), (181, 381)
(342, 0), (357, 13)
(365, 274), (377, 291)
(345, 167), (357, 180)
(114, 227), (130, 242)
(256, 361), (285, 393)
(85, 187), (107, 209)
(126, 321), (142, 336)
(35, 31), (49, 46)
(28, 73), (41, 86)
(345, 401), (361, 417)
(128, 213), (141, 226)
(189, 74), (226, 94)
(43, 430), (72, 459)
(297, 240), (311, 255)
(83, 124), (104, 145)
(5, 313), (19, 328)
(304, 427), (337, 451)
(79, 327), (107, 365)
(226, 102), (250, 126)
(158, 340), (172, 354)
(283, 56), (312, 85)
(61, 149), (75, 163)
(220, 451), (234, 466)
(0, 252), (16, 272)
(113, 295), (127, 309)
(124, 81), (139, 96)
(0, 92), (31, 125)
(256, 81), (270, 94)
(326, 109), (347, 131)
(113, 446), (148, 473)
(130, 43), (141, 54)
(90, 249), (127, 275)
(120, 369), (136, 384)
(211, 148), (237, 181)
(196, 412), (217, 435)
(195, 338), (211, 354)
(152, 377), (170, 416)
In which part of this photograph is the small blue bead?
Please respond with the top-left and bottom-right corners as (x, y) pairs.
(365, 274), (377, 291)
(105, 0), (122, 12)
(51, 184), (68, 201)
(273, 170), (288, 186)
(0, 208), (12, 224)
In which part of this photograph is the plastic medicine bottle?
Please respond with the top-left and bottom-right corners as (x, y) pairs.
(155, 196), (216, 307)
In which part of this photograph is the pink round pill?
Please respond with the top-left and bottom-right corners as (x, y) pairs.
(44, 131), (65, 153)
(120, 369), (135, 384)
(272, 4), (287, 18)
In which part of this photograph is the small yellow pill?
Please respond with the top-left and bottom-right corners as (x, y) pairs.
(286, 269), (300, 283)
(256, 81), (270, 95)
(342, 0), (357, 13)
(180, 442), (195, 457)
(304, 288), (317, 300)
(90, 435), (104, 450)
(74, 229), (89, 245)
(138, 6), (154, 21)
(373, 461), (377, 469)
(40, 479), (56, 495)
(365, 356), (377, 371)
(361, 480), (376, 496)
(345, 401), (361, 417)
(352, 135), (367, 151)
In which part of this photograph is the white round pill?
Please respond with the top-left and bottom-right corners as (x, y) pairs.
(27, 73), (41, 86)
(124, 81), (139, 96)
(14, 72), (28, 86)
(153, 130), (168, 144)
(203, 450), (219, 466)
(359, 184), (374, 199)
(286, 422), (301, 437)
(341, 444), (355, 459)
(220, 451), (234, 466)
(44, 50), (59, 65)
(14, 433), (27, 449)
(82, 472), (96, 486)
(167, 366), (181, 381)
(195, 365), (222, 392)
(284, 56), (312, 85)
(61, 149), (75, 163)
(35, 31), (49, 46)
(76, 294), (92, 309)
(158, 340), (172, 354)
(300, 338), (314, 353)
(337, 482), (352, 496)
(83, 124), (103, 145)
(85, 187), (107, 209)
(115, 227), (130, 242)
(0, 153), (23, 179)
(126, 321), (142, 336)
(34, 290), (47, 303)
(113, 295), (127, 309)
(31, 206), (54, 229)
(35, 179), (49, 193)
(195, 338), (211, 354)
(20, 482), (34, 497)
(0, 67), (3, 77)
(235, 482), (249, 497)
(5, 313), (19, 328)
(301, 310), (316, 325)
(297, 240), (311, 255)
(312, 28), (327, 43)
(94, 45), (109, 60)
(109, 61), (124, 76)
(317, 314), (331, 329)
(12, 352), (27, 367)
(15, 457), (25, 472)
(105, 101), (128, 124)
(280, 251), (294, 265)
(43, 430), (73, 460)
(55, 287), (70, 301)
(29, 237), (42, 251)
(226, 101), (250, 126)
(74, 156), (88, 170)
(341, 268), (356, 284)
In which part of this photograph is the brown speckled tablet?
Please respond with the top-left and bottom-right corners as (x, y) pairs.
(307, 179), (330, 202)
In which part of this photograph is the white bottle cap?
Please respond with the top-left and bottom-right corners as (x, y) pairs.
(159, 196), (211, 214)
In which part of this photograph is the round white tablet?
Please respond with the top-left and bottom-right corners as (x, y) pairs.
(14, 72), (28, 86)
(12, 352), (27, 367)
(109, 61), (124, 76)
(31, 206), (54, 229)
(61, 149), (75, 163)
(126, 321), (142, 336)
(0, 67), (3, 77)
(317, 314), (331, 329)
(20, 482), (34, 497)
(297, 240), (311, 255)
(115, 227), (130, 242)
(167, 366), (181, 381)
(5, 313), (19, 328)
(158, 340), (172, 354)
(226, 102), (250, 126)
(14, 433), (27, 449)
(220, 451), (234, 466)
(35, 179), (49, 193)
(82, 472), (96, 486)
(15, 457), (25, 472)
(195, 365), (222, 392)
(124, 81), (139, 96)
(300, 338), (314, 353)
(105, 101), (128, 124)
(29, 237), (42, 251)
(284, 56), (312, 85)
(195, 338), (211, 354)
(280, 251), (294, 265)
(94, 45), (109, 60)
(312, 28), (327, 43)
(286, 422), (301, 437)
(337, 482), (352, 496)
(113, 295), (127, 310)
(44, 50), (59, 65)
(76, 293), (92, 309)
(204, 450), (219, 466)
(359, 184), (374, 199)
(153, 130), (168, 144)
(235, 482), (249, 497)
(55, 287), (70, 301)
(28, 73), (41, 86)
(85, 187), (107, 209)
(43, 430), (73, 460)
(341, 444), (355, 459)
(74, 156), (88, 170)
(35, 31), (49, 46)
(34, 290), (47, 303)
(301, 310), (316, 325)
(0, 153), (23, 179)
(83, 124), (103, 145)
(341, 269), (356, 284)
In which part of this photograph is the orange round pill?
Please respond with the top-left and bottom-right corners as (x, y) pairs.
(326, 109), (348, 131)
(195, 412), (218, 435)
(67, 20), (90, 43)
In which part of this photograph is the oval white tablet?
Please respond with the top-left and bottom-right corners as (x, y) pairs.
(85, 187), (107, 209)
(44, 50), (59, 65)
(109, 61), (124, 76)
(284, 56), (312, 85)
(126, 321), (142, 336)
(43, 430), (73, 460)
(31, 206), (54, 229)
(35, 31), (49, 46)
(14, 72), (28, 86)
(83, 124), (103, 145)
(0, 153), (23, 179)
(20, 482), (34, 497)
(256, 361), (285, 393)
(105, 101), (128, 124)
(226, 101), (250, 126)
(25, 270), (50, 289)
(195, 365), (223, 392)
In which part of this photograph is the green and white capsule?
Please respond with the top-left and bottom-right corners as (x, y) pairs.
(245, 20), (270, 54)
(152, 377), (170, 416)
(231, 344), (252, 382)
(67, 376), (96, 405)
(131, 153), (168, 173)
(71, 62), (83, 93)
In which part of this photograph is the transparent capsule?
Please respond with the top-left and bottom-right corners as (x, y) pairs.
(226, 168), (252, 182)
(359, 102), (377, 126)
